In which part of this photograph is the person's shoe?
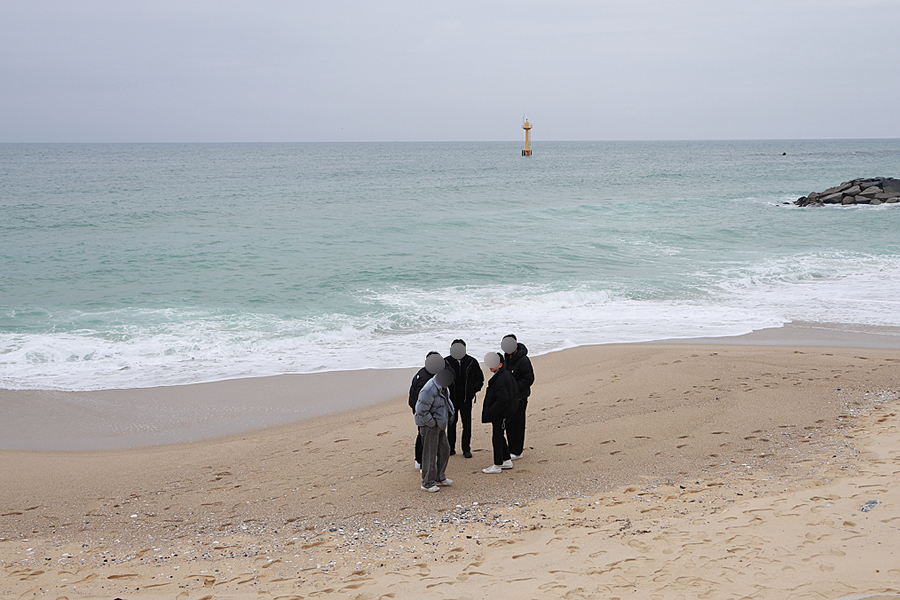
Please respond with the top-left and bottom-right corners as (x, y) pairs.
(510, 453), (522, 460)
(449, 448), (456, 456)
(501, 460), (513, 469)
(437, 478), (453, 486)
(421, 484), (440, 492)
(463, 450), (472, 458)
(414, 461), (421, 470)
(482, 464), (503, 474)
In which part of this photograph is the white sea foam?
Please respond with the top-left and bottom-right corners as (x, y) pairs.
(4, 258), (900, 391)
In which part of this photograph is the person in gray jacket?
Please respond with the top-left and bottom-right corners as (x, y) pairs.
(409, 351), (445, 470)
(415, 367), (456, 492)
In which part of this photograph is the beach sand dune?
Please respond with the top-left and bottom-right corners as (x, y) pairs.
(2, 344), (899, 599)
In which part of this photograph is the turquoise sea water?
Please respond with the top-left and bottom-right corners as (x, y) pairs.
(2, 140), (900, 391)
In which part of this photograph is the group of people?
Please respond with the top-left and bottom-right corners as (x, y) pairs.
(409, 335), (535, 492)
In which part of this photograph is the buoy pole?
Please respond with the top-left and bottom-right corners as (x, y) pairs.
(522, 119), (532, 156)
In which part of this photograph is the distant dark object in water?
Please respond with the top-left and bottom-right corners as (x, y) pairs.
(794, 177), (900, 207)
(782, 152), (787, 156)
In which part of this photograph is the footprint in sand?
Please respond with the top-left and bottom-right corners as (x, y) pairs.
(142, 582), (172, 590)
(342, 579), (375, 591)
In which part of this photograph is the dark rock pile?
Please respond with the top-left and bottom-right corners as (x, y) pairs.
(794, 177), (900, 206)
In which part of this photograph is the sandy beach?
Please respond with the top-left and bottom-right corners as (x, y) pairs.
(2, 342), (900, 599)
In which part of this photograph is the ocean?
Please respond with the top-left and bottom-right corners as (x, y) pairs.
(2, 139), (900, 392)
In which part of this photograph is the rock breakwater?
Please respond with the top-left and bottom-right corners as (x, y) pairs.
(794, 177), (900, 207)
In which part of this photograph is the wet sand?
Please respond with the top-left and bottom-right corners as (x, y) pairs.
(0, 368), (413, 451)
(2, 342), (900, 598)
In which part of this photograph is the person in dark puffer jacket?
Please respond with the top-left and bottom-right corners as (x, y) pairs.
(502, 334), (534, 459)
(481, 352), (519, 474)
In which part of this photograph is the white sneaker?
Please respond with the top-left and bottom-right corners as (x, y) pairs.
(437, 478), (453, 486)
(510, 453), (522, 460)
(421, 484), (439, 492)
(501, 460), (513, 469)
(482, 464), (503, 474)
(414, 461), (421, 470)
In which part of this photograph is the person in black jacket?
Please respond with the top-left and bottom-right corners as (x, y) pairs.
(502, 334), (534, 459)
(481, 352), (518, 474)
(408, 351), (444, 470)
(445, 339), (485, 458)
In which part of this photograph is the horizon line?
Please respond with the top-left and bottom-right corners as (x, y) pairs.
(2, 137), (899, 145)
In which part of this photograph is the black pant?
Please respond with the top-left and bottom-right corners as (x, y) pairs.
(415, 431), (423, 464)
(447, 400), (472, 453)
(506, 398), (528, 455)
(491, 419), (510, 465)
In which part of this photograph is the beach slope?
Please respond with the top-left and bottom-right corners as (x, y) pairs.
(2, 344), (899, 598)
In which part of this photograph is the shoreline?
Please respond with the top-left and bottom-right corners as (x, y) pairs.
(661, 320), (900, 349)
(4, 321), (900, 451)
(2, 320), (900, 452)
(2, 341), (900, 597)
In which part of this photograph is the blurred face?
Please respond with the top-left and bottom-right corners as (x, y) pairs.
(436, 368), (455, 388)
(490, 362), (502, 373)
(450, 342), (466, 360)
(425, 353), (444, 374)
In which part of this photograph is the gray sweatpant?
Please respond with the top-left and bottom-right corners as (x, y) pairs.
(418, 424), (450, 488)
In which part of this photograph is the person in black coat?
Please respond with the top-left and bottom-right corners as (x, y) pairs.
(502, 334), (534, 459)
(481, 352), (519, 473)
(408, 351), (444, 469)
(445, 339), (485, 458)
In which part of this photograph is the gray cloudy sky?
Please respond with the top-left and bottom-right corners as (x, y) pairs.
(2, 1), (898, 142)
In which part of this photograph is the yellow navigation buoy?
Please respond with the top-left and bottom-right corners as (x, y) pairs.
(522, 119), (533, 156)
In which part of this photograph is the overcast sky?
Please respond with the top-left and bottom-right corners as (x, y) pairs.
(2, 1), (898, 142)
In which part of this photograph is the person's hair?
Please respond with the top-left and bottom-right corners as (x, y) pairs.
(504, 334), (517, 341)
(426, 350), (441, 358)
(452, 339), (466, 346)
(495, 352), (504, 364)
